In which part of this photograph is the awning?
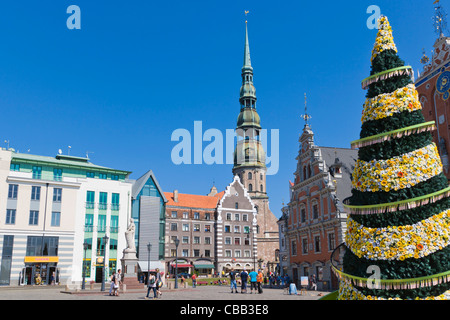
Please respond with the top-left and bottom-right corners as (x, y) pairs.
(138, 261), (165, 272)
(170, 264), (193, 268)
(194, 264), (214, 269)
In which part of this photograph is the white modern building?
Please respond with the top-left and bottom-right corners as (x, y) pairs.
(0, 148), (132, 286)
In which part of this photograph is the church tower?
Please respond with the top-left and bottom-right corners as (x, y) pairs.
(232, 20), (279, 274)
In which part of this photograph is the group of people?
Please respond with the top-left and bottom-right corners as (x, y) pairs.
(229, 268), (264, 294)
(145, 268), (163, 300)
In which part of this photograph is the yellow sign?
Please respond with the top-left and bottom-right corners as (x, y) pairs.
(24, 256), (59, 263)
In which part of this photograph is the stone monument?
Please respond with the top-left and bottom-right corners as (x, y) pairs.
(120, 218), (143, 290)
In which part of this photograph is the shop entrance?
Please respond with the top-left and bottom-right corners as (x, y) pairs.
(24, 263), (58, 285)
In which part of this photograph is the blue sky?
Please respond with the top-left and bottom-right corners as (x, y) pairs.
(0, 0), (442, 218)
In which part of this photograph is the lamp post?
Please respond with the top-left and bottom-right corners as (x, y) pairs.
(147, 242), (152, 285)
(82, 242), (88, 290)
(100, 234), (109, 292)
(174, 238), (180, 289)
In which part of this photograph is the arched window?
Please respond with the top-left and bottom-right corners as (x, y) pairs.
(303, 166), (307, 180)
(308, 164), (312, 178)
(249, 184), (253, 192)
(260, 184), (263, 192)
(248, 172), (252, 180)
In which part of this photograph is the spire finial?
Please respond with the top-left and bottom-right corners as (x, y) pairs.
(300, 93), (312, 126)
(243, 11), (252, 68)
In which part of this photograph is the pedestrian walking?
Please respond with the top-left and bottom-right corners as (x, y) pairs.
(229, 268), (238, 293)
(146, 273), (157, 299)
(155, 268), (163, 298)
(109, 271), (116, 296)
(240, 269), (248, 293)
(257, 269), (263, 294)
(311, 274), (317, 291)
(248, 269), (258, 294)
(192, 273), (197, 288)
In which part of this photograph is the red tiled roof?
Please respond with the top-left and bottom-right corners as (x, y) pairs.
(164, 191), (225, 209)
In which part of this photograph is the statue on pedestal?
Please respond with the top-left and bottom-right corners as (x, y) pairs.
(124, 218), (136, 253)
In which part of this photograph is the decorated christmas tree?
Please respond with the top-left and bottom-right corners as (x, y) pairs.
(334, 16), (450, 300)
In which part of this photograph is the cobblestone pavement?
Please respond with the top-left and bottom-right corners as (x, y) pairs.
(0, 284), (328, 300)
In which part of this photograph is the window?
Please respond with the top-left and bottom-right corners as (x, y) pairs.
(31, 186), (41, 201)
(243, 214), (248, 222)
(244, 237), (250, 245)
(171, 211), (177, 218)
(225, 237), (231, 245)
(234, 213), (240, 221)
(170, 249), (176, 257)
(260, 185), (263, 192)
(313, 204), (319, 220)
(182, 224), (189, 232)
(301, 208), (306, 223)
(53, 188), (62, 202)
(99, 192), (107, 210)
(260, 173), (263, 180)
(248, 172), (252, 179)
(26, 236), (58, 256)
(249, 184), (253, 192)
(194, 249), (200, 257)
(235, 202), (239, 209)
(182, 249), (188, 257)
(98, 215), (107, 232)
(29, 210), (39, 225)
(111, 193), (120, 211)
(244, 226), (250, 234)
(205, 237), (211, 244)
(170, 236), (178, 243)
(205, 250), (211, 257)
(111, 174), (119, 181)
(194, 212), (200, 220)
(85, 214), (94, 232)
(53, 168), (62, 181)
(5, 209), (16, 225)
(8, 185), (18, 200)
(226, 213), (232, 221)
(193, 224), (200, 232)
(99, 173), (107, 179)
(182, 236), (189, 244)
(234, 225), (240, 233)
(314, 236), (321, 253)
(235, 250), (241, 258)
(234, 238), (241, 245)
(301, 238), (308, 254)
(109, 239), (118, 250)
(245, 250), (251, 257)
(224, 225), (231, 233)
(205, 213), (210, 220)
(328, 233), (336, 251)
(171, 223), (177, 231)
(32, 166), (42, 179)
(205, 225), (211, 233)
(291, 240), (297, 256)
(86, 172), (95, 178)
(10, 163), (19, 171)
(86, 191), (95, 209)
(51, 212), (61, 227)
(183, 212), (189, 219)
(193, 236), (200, 244)
(225, 250), (232, 258)
(110, 216), (119, 233)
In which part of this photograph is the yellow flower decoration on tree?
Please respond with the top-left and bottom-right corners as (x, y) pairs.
(361, 84), (422, 123)
(371, 16), (398, 62)
(352, 143), (442, 193)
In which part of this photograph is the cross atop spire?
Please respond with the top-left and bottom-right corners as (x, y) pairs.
(300, 93), (312, 126)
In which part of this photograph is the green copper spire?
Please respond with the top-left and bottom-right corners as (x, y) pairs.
(234, 20), (265, 170)
(243, 22), (252, 71)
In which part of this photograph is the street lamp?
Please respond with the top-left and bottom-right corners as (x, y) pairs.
(147, 242), (152, 285)
(174, 238), (180, 289)
(100, 234), (109, 292)
(82, 242), (88, 290)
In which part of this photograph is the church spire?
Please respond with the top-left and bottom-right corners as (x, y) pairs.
(243, 21), (252, 70)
